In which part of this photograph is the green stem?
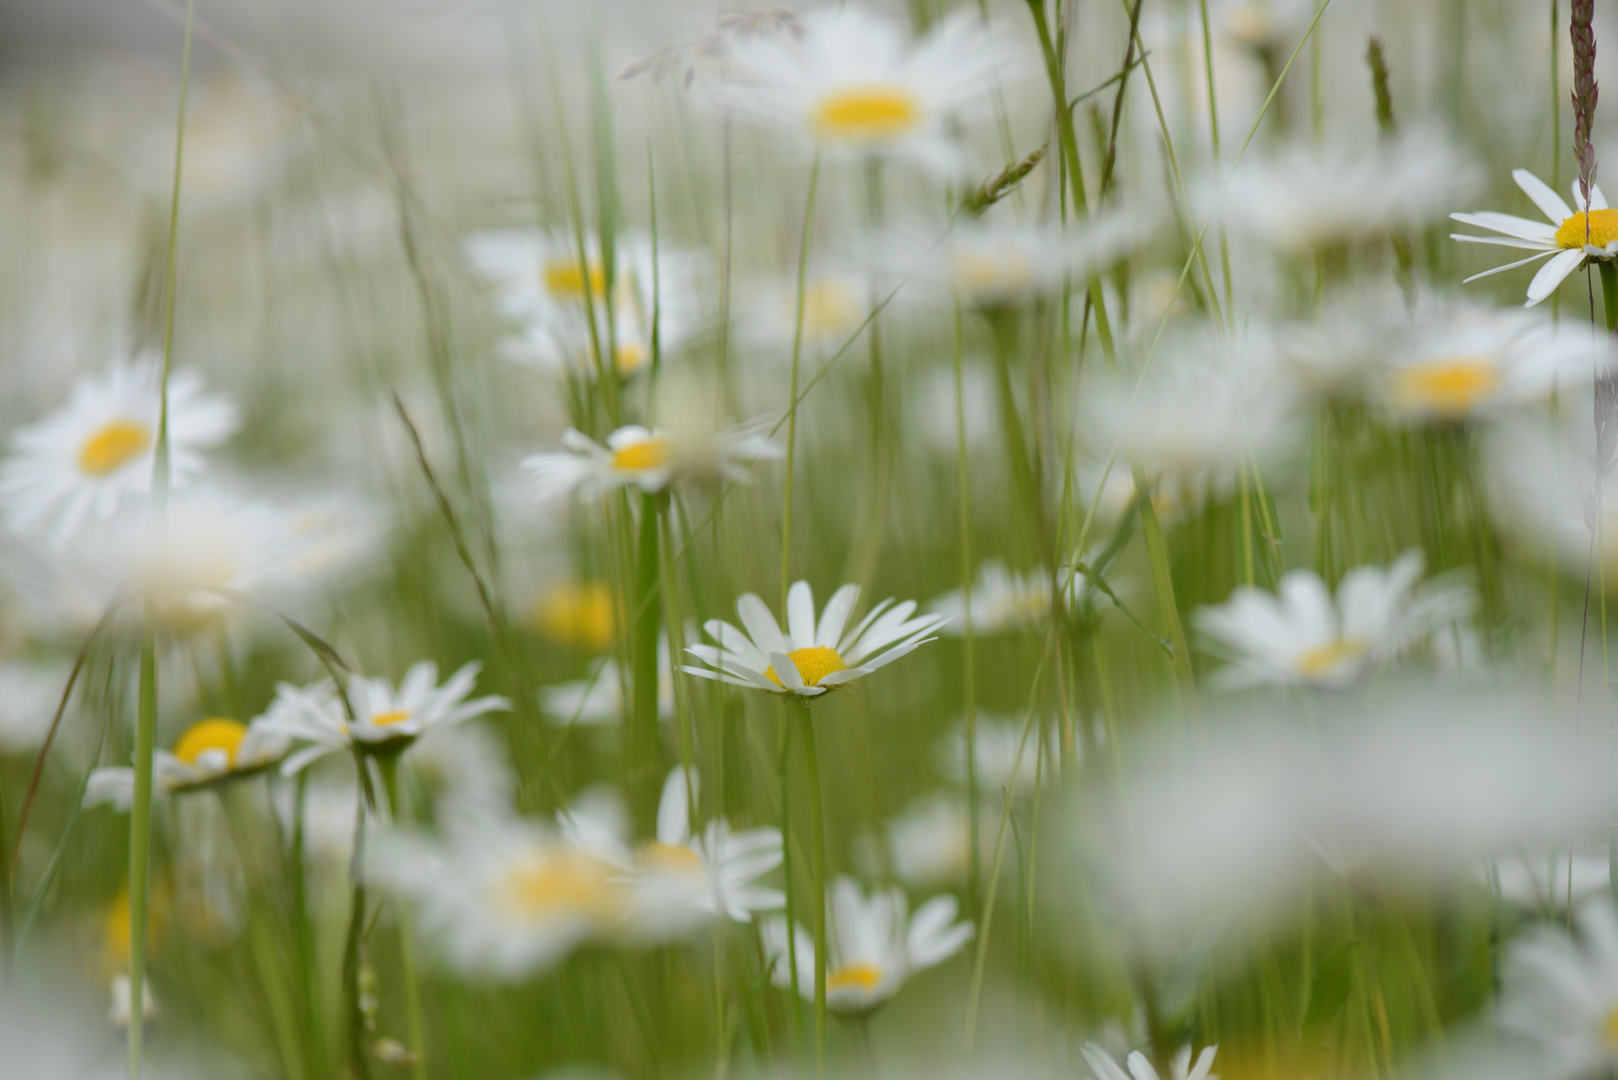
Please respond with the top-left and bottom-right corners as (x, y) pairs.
(953, 307), (981, 920)
(378, 758), (428, 1080)
(630, 492), (665, 834)
(1133, 471), (1199, 713)
(781, 156), (822, 611)
(796, 705), (827, 1078)
(127, 608), (159, 1080)
(289, 772), (328, 1077)
(343, 755), (374, 1080)
(1600, 261), (1618, 332)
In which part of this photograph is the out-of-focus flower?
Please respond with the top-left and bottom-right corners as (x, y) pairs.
(909, 214), (1142, 309)
(1452, 169), (1618, 307)
(541, 637), (675, 726)
(412, 722), (519, 822)
(1218, 132), (1474, 256)
(561, 768), (783, 940)
(937, 715), (1061, 797)
(1485, 851), (1610, 914)
(529, 580), (618, 653)
(370, 815), (622, 980)
(1193, 552), (1475, 690)
(928, 560), (1097, 634)
(741, 270), (871, 357)
(85, 714), (291, 811)
(760, 875), (972, 1013)
(107, 973), (160, 1035)
(682, 580), (947, 698)
(0, 355), (237, 540)
(523, 420), (780, 503)
(1082, 1042), (1219, 1080)
(1485, 413), (1618, 592)
(1499, 898), (1618, 1080)
(0, 660), (68, 755)
(261, 661), (508, 774)
(716, 6), (1023, 174)
(859, 793), (990, 889)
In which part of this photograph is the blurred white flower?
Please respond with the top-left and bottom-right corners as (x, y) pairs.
(1082, 1042), (1218, 1080)
(1452, 169), (1618, 307)
(937, 714), (1061, 797)
(760, 875), (973, 1013)
(541, 637), (675, 727)
(85, 714), (291, 811)
(1193, 552), (1475, 690)
(921, 214), (1142, 309)
(682, 580), (947, 698)
(1500, 898), (1618, 1080)
(929, 559), (1097, 635)
(1485, 851), (1610, 914)
(524, 420), (780, 503)
(0, 660), (68, 755)
(0, 354), (237, 541)
(741, 270), (871, 357)
(859, 793), (990, 889)
(107, 973), (160, 1035)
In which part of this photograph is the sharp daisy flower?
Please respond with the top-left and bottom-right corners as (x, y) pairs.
(85, 714), (291, 811)
(1451, 169), (1618, 306)
(716, 5), (1024, 175)
(1194, 552), (1474, 690)
(259, 660), (509, 774)
(560, 768), (784, 941)
(523, 420), (781, 503)
(1082, 1042), (1219, 1080)
(1499, 898), (1618, 1079)
(681, 580), (948, 699)
(928, 559), (1098, 635)
(0, 354), (237, 540)
(760, 875), (973, 1014)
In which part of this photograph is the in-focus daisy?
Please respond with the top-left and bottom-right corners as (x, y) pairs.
(561, 768), (784, 941)
(0, 354), (238, 540)
(760, 875), (973, 1013)
(85, 714), (290, 810)
(682, 580), (948, 698)
(260, 661), (509, 774)
(524, 420), (781, 503)
(1499, 898), (1618, 1080)
(928, 559), (1098, 634)
(369, 814), (621, 980)
(1193, 551), (1475, 690)
(1082, 1042), (1219, 1080)
(717, 6), (1023, 174)
(1452, 169), (1618, 307)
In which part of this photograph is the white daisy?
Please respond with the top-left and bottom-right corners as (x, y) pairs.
(541, 638), (676, 727)
(1082, 1042), (1219, 1080)
(560, 768), (784, 941)
(860, 793), (992, 889)
(369, 813), (622, 980)
(928, 559), (1098, 635)
(523, 420), (780, 503)
(681, 579), (948, 699)
(1193, 551), (1476, 690)
(741, 269), (872, 358)
(85, 714), (290, 811)
(901, 214), (1142, 309)
(0, 660), (69, 755)
(937, 715), (1062, 798)
(760, 875), (973, 1014)
(1499, 898), (1618, 1080)
(0, 354), (237, 540)
(1451, 169), (1618, 307)
(716, 5), (1023, 175)
(259, 660), (509, 774)
(1485, 851), (1610, 914)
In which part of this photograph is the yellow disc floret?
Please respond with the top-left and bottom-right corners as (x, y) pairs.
(1391, 358), (1503, 418)
(78, 419), (151, 477)
(611, 436), (671, 473)
(172, 717), (248, 770)
(799, 278), (863, 340)
(812, 85), (922, 143)
(543, 258), (609, 299)
(496, 851), (613, 921)
(827, 962), (884, 993)
(371, 709), (412, 729)
(534, 581), (618, 652)
(1556, 208), (1618, 250)
(640, 841), (704, 873)
(1602, 1003), (1618, 1047)
(764, 645), (849, 689)
(1295, 637), (1371, 680)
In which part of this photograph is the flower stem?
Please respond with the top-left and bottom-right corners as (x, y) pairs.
(127, 607), (158, 1080)
(1133, 470), (1199, 713)
(795, 704), (827, 1077)
(1600, 260), (1618, 331)
(630, 492), (665, 834)
(378, 757), (428, 1080)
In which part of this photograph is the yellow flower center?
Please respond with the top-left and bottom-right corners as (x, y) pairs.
(78, 419), (151, 477)
(640, 841), (703, 873)
(826, 962), (884, 993)
(1602, 1003), (1618, 1047)
(799, 279), (863, 340)
(614, 342), (648, 374)
(1391, 357), (1502, 418)
(534, 582), (618, 652)
(811, 85), (922, 144)
(764, 646), (848, 689)
(371, 709), (412, 729)
(543, 258), (609, 300)
(1296, 637), (1371, 679)
(1555, 208), (1618, 249)
(496, 852), (612, 920)
(172, 718), (248, 769)
(610, 436), (671, 473)
(952, 249), (1034, 298)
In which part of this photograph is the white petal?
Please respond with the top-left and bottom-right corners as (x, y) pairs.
(786, 580), (817, 650)
(1513, 168), (1575, 222)
(1526, 248), (1586, 306)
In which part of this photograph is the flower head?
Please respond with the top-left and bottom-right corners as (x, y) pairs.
(1500, 898), (1618, 1079)
(524, 420), (780, 503)
(1451, 168), (1618, 306)
(85, 713), (291, 811)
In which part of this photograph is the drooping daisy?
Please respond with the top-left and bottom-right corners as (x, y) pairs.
(928, 559), (1098, 635)
(0, 354), (238, 540)
(682, 580), (948, 699)
(259, 660), (509, 774)
(1451, 169), (1618, 306)
(1193, 551), (1475, 690)
(760, 875), (973, 1014)
(560, 768), (784, 941)
(716, 6), (1024, 174)
(1499, 898), (1618, 1080)
(1082, 1041), (1219, 1080)
(85, 714), (291, 811)
(523, 419), (781, 503)
(369, 814), (622, 980)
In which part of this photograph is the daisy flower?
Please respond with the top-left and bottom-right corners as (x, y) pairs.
(859, 793), (992, 889)
(897, 213), (1142, 309)
(0, 354), (238, 540)
(259, 660), (509, 774)
(716, 5), (1023, 174)
(1485, 851), (1610, 915)
(937, 714), (1063, 798)
(85, 714), (291, 811)
(760, 875), (973, 1014)
(529, 579), (618, 653)
(369, 814), (622, 980)
(681, 579), (948, 699)
(541, 638), (676, 726)
(741, 270), (872, 357)
(928, 559), (1098, 634)
(1499, 898), (1618, 1080)
(1193, 551), (1475, 690)
(1451, 169), (1618, 306)
(0, 660), (69, 755)
(523, 420), (781, 503)
(1082, 1042), (1219, 1080)
(560, 768), (784, 941)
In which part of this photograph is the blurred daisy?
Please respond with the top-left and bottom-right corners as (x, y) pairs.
(560, 768), (784, 940)
(524, 420), (780, 503)
(370, 815), (621, 980)
(530, 580), (618, 653)
(682, 580), (948, 698)
(742, 270), (871, 357)
(717, 6), (1022, 174)
(0, 660), (68, 755)
(1452, 169), (1618, 307)
(908, 214), (1141, 309)
(1193, 552), (1475, 690)
(760, 875), (973, 1013)
(1500, 898), (1618, 1080)
(541, 638), (676, 726)
(937, 715), (1061, 797)
(1485, 851), (1610, 914)
(1082, 1042), (1219, 1080)
(929, 560), (1097, 634)
(861, 793), (991, 889)
(261, 660), (509, 774)
(85, 714), (290, 811)
(0, 354), (237, 540)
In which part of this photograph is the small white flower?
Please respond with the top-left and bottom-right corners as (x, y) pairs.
(1194, 552), (1474, 690)
(860, 793), (990, 889)
(541, 638), (676, 727)
(928, 560), (1098, 635)
(682, 580), (947, 698)
(0, 354), (237, 540)
(908, 214), (1142, 308)
(937, 715), (1062, 797)
(1082, 1042), (1219, 1080)
(260, 660), (509, 774)
(1452, 169), (1618, 306)
(1500, 898), (1618, 1079)
(760, 875), (973, 1013)
(523, 420), (780, 503)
